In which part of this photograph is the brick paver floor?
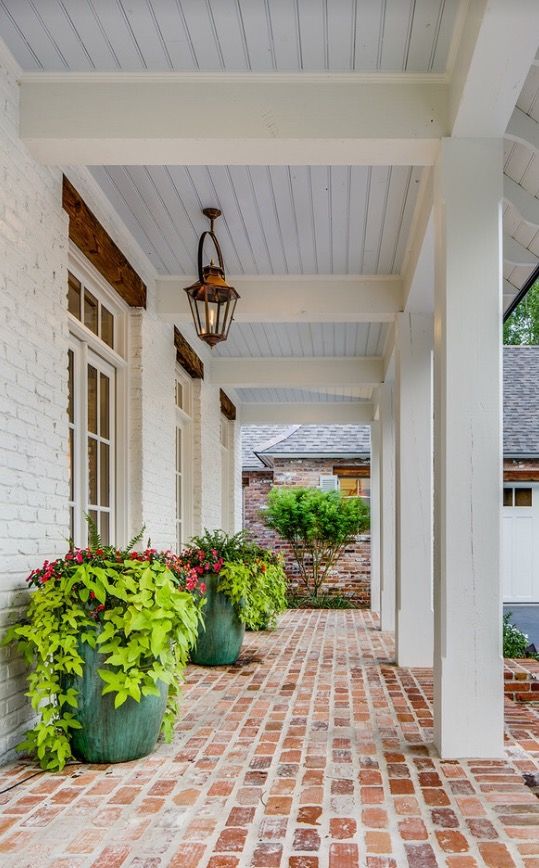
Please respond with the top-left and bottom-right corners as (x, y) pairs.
(1, 610), (539, 867)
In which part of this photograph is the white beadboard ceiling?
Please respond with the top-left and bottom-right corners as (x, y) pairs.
(236, 386), (373, 403)
(89, 164), (423, 275)
(0, 0), (459, 73)
(211, 322), (387, 358)
(503, 64), (539, 303)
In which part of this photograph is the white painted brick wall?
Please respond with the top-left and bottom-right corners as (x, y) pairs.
(0, 44), (70, 762)
(199, 383), (223, 531)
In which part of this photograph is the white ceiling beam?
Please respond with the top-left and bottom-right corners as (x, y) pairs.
(449, 0), (539, 137)
(208, 357), (384, 389)
(240, 402), (374, 425)
(506, 106), (539, 154)
(157, 275), (403, 324)
(504, 235), (539, 268)
(504, 175), (539, 227)
(19, 73), (447, 166)
(401, 168), (434, 312)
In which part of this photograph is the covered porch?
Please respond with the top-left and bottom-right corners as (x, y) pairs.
(2, 0), (539, 779)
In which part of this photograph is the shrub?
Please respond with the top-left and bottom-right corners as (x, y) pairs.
(287, 594), (358, 610)
(263, 486), (370, 597)
(503, 612), (531, 658)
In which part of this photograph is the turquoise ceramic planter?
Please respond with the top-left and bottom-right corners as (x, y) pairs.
(67, 641), (168, 764)
(190, 574), (245, 665)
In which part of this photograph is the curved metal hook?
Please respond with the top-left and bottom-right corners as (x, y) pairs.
(197, 230), (225, 283)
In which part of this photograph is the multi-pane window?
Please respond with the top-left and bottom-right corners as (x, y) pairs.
(503, 487), (533, 507)
(67, 258), (126, 547)
(334, 467), (371, 503)
(175, 370), (193, 551)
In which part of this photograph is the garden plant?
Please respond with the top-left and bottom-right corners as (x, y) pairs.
(3, 526), (204, 771)
(264, 486), (370, 598)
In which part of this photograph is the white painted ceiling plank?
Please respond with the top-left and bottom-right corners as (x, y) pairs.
(330, 166), (351, 275)
(268, 166), (303, 273)
(380, 0), (413, 71)
(90, 0), (147, 69)
(176, 0), (222, 70)
(266, 0), (300, 70)
(362, 166), (390, 273)
(2, 0), (67, 69)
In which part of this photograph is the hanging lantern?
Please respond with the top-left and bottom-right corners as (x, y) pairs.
(184, 208), (239, 348)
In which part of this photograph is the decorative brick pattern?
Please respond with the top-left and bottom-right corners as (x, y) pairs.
(504, 658), (539, 703)
(1, 610), (538, 867)
(243, 458), (371, 604)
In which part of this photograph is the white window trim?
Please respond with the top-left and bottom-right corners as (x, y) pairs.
(175, 367), (194, 549)
(68, 246), (129, 547)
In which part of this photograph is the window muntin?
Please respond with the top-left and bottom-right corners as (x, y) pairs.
(504, 487), (533, 507)
(68, 254), (126, 548)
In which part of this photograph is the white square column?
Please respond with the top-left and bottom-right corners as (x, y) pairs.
(395, 313), (434, 666)
(379, 382), (396, 633)
(433, 138), (504, 758)
(369, 421), (381, 614)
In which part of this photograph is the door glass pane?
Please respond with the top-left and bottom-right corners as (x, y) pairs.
(84, 289), (98, 334)
(515, 488), (532, 507)
(503, 488), (513, 507)
(100, 372), (110, 438)
(87, 366), (98, 434)
(68, 273), (81, 319)
(100, 443), (110, 507)
(101, 305), (114, 349)
(88, 438), (98, 504)
(100, 512), (110, 545)
(68, 350), (74, 423)
(89, 509), (98, 532)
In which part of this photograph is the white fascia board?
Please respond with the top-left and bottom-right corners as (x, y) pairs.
(239, 402), (374, 425)
(504, 176), (539, 228)
(401, 168), (434, 312)
(19, 73), (447, 166)
(157, 275), (403, 324)
(504, 235), (539, 268)
(449, 0), (539, 137)
(209, 357), (384, 388)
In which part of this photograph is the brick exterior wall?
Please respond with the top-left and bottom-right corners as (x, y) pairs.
(243, 458), (371, 605)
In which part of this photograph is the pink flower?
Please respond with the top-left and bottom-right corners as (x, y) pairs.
(75, 551), (83, 564)
(199, 582), (206, 594)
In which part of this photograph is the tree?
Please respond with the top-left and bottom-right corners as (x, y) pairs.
(504, 277), (539, 345)
(263, 486), (370, 597)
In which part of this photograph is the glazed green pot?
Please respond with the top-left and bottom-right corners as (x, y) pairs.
(67, 641), (168, 764)
(190, 574), (245, 666)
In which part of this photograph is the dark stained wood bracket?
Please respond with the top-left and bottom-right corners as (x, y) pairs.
(62, 176), (146, 308)
(220, 389), (236, 421)
(174, 327), (204, 379)
(333, 465), (370, 478)
(504, 469), (539, 481)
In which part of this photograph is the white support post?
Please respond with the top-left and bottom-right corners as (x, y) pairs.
(395, 313), (434, 667)
(433, 138), (504, 759)
(379, 382), (396, 633)
(369, 421), (381, 614)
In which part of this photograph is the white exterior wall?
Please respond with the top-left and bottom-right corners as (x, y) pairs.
(199, 384), (223, 531)
(0, 45), (69, 761)
(232, 421), (243, 532)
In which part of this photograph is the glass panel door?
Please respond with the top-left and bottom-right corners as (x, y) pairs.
(87, 351), (115, 545)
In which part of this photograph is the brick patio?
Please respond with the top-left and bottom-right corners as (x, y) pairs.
(0, 610), (538, 868)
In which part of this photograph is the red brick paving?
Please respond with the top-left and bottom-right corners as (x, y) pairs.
(0, 610), (538, 866)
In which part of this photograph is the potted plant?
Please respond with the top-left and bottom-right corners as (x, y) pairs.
(181, 531), (287, 665)
(2, 528), (204, 771)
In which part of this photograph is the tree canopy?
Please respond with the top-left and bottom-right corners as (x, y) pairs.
(504, 277), (539, 345)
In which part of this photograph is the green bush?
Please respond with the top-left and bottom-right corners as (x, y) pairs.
(503, 612), (531, 658)
(287, 594), (358, 610)
(263, 486), (370, 597)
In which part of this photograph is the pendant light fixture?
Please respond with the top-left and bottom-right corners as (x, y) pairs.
(184, 208), (239, 348)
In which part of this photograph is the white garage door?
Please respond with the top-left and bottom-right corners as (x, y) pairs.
(502, 484), (539, 602)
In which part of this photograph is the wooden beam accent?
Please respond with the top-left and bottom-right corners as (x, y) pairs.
(62, 176), (146, 308)
(220, 389), (236, 421)
(504, 469), (539, 482)
(174, 327), (204, 380)
(333, 465), (370, 478)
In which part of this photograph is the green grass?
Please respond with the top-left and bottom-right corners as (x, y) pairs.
(286, 594), (360, 610)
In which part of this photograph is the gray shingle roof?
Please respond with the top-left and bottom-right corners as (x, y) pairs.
(241, 424), (371, 470)
(504, 346), (539, 456)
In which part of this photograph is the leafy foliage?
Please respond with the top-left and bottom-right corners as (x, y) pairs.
(287, 594), (358, 610)
(181, 530), (287, 630)
(3, 538), (203, 771)
(503, 612), (533, 658)
(263, 487), (370, 597)
(504, 277), (539, 345)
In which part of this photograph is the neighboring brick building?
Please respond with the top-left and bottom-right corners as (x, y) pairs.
(242, 425), (371, 605)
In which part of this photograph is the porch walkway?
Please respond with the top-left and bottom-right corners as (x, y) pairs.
(0, 611), (538, 868)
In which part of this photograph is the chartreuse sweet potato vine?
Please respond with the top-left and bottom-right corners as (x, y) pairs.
(3, 532), (204, 772)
